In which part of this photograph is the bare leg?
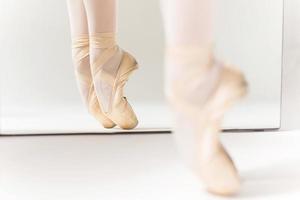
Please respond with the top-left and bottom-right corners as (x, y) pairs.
(161, 0), (247, 196)
(66, 0), (115, 128)
(83, 0), (138, 129)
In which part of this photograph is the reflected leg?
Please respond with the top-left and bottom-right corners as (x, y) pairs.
(66, 0), (116, 128)
(82, 0), (139, 129)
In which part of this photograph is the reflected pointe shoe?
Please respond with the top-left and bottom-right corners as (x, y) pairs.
(72, 35), (116, 128)
(166, 46), (248, 196)
(89, 33), (138, 129)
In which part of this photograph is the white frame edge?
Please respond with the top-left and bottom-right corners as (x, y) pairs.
(280, 0), (300, 130)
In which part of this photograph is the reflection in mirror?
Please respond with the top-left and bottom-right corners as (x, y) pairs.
(0, 0), (282, 134)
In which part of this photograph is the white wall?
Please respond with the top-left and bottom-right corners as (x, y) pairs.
(215, 0), (283, 103)
(281, 0), (300, 130)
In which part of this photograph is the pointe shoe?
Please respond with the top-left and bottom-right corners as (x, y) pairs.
(200, 142), (241, 196)
(72, 35), (116, 128)
(86, 85), (116, 128)
(200, 64), (247, 196)
(167, 47), (247, 196)
(90, 33), (139, 129)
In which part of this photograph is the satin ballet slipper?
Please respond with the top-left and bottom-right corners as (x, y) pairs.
(166, 47), (248, 196)
(72, 35), (116, 128)
(201, 65), (247, 196)
(90, 33), (138, 129)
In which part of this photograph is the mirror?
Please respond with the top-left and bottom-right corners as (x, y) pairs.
(0, 0), (283, 134)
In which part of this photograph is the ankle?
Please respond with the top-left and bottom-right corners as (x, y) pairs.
(89, 32), (117, 49)
(89, 32), (119, 65)
(164, 45), (222, 110)
(165, 45), (214, 83)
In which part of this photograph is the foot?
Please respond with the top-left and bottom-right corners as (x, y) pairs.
(166, 46), (247, 196)
(72, 35), (116, 128)
(89, 33), (138, 129)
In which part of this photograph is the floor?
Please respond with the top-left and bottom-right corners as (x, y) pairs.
(0, 130), (300, 200)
